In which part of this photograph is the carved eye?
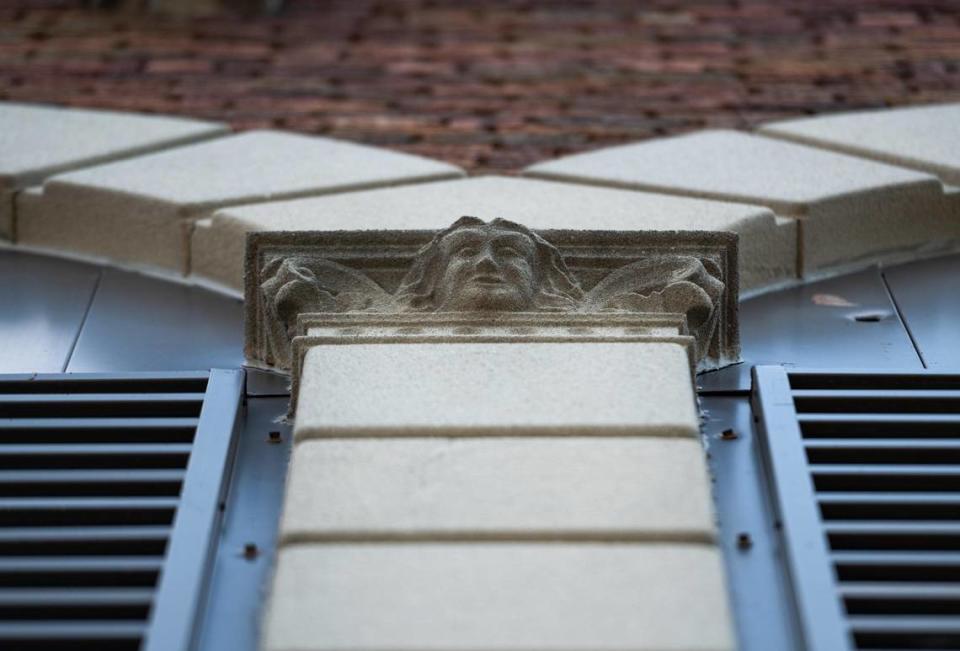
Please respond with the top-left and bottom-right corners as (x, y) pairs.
(454, 245), (479, 257)
(496, 246), (522, 257)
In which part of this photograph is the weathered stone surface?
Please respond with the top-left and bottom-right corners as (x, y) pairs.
(264, 543), (734, 651)
(16, 130), (464, 271)
(294, 342), (698, 439)
(525, 130), (957, 275)
(281, 437), (715, 543)
(759, 103), (960, 186)
(194, 175), (791, 292)
(246, 219), (738, 371)
(0, 102), (226, 240)
(291, 313), (695, 397)
(0, 102), (227, 191)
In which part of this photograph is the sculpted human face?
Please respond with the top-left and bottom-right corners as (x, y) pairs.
(433, 225), (539, 311)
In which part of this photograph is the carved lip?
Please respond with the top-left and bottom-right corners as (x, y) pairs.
(469, 275), (506, 285)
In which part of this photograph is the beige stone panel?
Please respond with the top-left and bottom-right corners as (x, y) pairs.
(17, 183), (191, 272)
(17, 130), (462, 271)
(525, 130), (955, 275)
(281, 437), (714, 543)
(192, 175), (791, 292)
(0, 102), (227, 190)
(294, 342), (698, 439)
(802, 184), (958, 273)
(525, 129), (937, 214)
(264, 543), (734, 651)
(759, 103), (960, 186)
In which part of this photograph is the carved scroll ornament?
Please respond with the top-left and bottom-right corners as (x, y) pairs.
(254, 217), (732, 369)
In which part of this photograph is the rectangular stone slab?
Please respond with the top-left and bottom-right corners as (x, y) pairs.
(281, 437), (715, 543)
(525, 130), (957, 276)
(294, 341), (699, 439)
(264, 543), (734, 651)
(16, 130), (463, 272)
(196, 175), (789, 292)
(759, 103), (960, 186)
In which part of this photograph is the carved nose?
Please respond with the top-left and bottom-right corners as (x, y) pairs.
(475, 249), (499, 271)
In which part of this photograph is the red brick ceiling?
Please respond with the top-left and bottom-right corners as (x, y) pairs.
(2, 0), (959, 173)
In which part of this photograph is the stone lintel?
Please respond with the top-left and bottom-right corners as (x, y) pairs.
(244, 225), (740, 372)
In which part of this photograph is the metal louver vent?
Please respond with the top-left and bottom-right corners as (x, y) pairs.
(0, 370), (243, 651)
(753, 366), (960, 651)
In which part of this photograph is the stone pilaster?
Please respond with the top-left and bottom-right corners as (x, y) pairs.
(248, 218), (739, 651)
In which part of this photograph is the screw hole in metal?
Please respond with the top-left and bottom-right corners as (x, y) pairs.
(850, 310), (891, 323)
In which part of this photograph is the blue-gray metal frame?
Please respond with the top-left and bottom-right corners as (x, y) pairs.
(750, 366), (960, 651)
(700, 395), (802, 651)
(0, 370), (247, 651)
(751, 365), (853, 651)
(144, 368), (244, 651)
(194, 395), (293, 651)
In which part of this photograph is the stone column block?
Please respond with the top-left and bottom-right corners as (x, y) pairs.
(264, 543), (734, 651)
(281, 437), (716, 544)
(294, 341), (699, 440)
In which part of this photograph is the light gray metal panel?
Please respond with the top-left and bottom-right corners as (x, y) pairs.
(698, 266), (922, 393)
(194, 396), (293, 651)
(0, 250), (100, 373)
(883, 254), (960, 369)
(700, 395), (801, 651)
(245, 368), (291, 397)
(67, 269), (244, 372)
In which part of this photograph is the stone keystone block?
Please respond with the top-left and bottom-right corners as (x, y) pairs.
(16, 130), (463, 271)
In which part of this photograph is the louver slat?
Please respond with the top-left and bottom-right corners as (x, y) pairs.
(754, 366), (960, 651)
(0, 370), (243, 651)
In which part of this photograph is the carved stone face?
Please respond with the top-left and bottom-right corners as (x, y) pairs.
(432, 224), (540, 311)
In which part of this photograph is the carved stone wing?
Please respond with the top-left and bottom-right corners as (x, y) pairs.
(580, 255), (725, 358)
(259, 255), (392, 367)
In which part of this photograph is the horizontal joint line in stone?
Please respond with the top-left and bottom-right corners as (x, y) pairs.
(294, 427), (700, 442)
(280, 532), (717, 546)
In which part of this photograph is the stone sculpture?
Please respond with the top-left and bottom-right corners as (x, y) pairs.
(257, 217), (727, 368)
